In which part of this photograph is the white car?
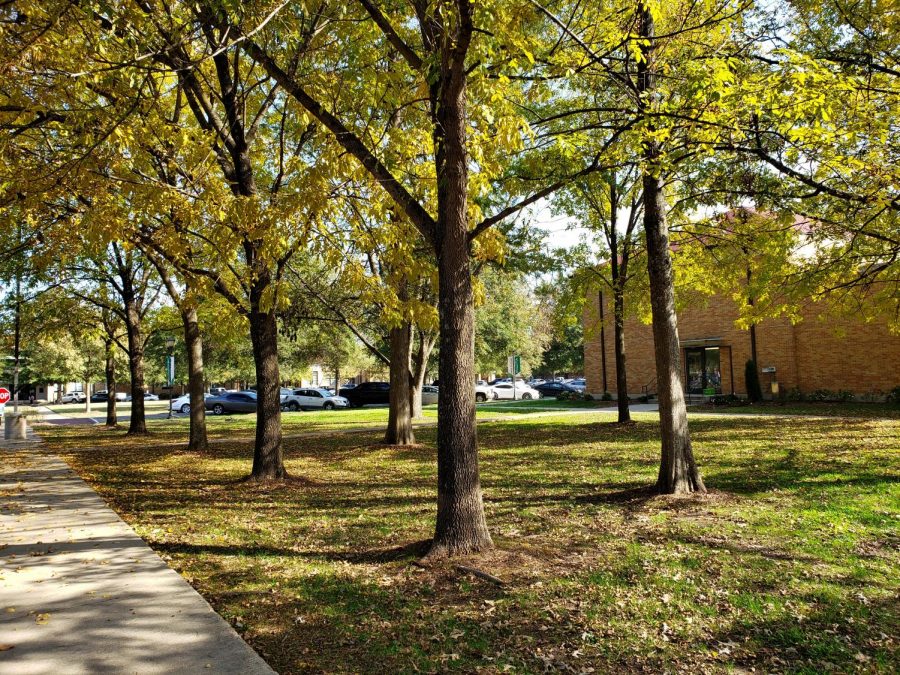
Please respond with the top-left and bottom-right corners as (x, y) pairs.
(475, 383), (496, 402)
(492, 382), (540, 400)
(281, 387), (349, 411)
(170, 393), (212, 414)
(60, 391), (86, 404)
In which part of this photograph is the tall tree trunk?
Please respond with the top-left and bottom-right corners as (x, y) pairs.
(608, 181), (631, 424)
(639, 5), (704, 494)
(613, 287), (631, 423)
(385, 320), (415, 445)
(105, 339), (117, 427)
(125, 297), (147, 435)
(248, 284), (286, 480)
(410, 329), (433, 419)
(183, 305), (208, 452)
(428, 65), (493, 556)
(643, 176), (704, 493)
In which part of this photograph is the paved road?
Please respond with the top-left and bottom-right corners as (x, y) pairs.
(0, 441), (274, 674)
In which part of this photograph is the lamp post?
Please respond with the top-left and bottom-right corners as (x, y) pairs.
(166, 336), (176, 419)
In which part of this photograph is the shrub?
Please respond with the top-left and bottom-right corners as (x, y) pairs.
(836, 389), (855, 402)
(808, 389), (834, 402)
(601, 391), (613, 401)
(887, 386), (900, 406)
(859, 389), (884, 403)
(557, 391), (586, 401)
(745, 360), (763, 403)
(710, 394), (745, 406)
(785, 387), (805, 401)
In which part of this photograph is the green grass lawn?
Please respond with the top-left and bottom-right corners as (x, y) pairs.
(689, 402), (900, 419)
(41, 412), (898, 673)
(36, 398), (610, 443)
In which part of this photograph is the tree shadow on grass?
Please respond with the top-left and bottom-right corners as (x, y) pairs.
(705, 593), (897, 672)
(151, 539), (434, 565)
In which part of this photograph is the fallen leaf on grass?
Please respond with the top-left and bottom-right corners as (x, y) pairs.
(35, 613), (50, 625)
(0, 644), (13, 651)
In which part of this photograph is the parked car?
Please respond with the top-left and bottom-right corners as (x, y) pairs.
(205, 390), (257, 415)
(567, 378), (587, 392)
(475, 382), (496, 402)
(339, 381), (390, 407)
(126, 391), (160, 401)
(90, 390), (128, 403)
(281, 387), (350, 411)
(421, 385), (439, 406)
(170, 393), (213, 414)
(492, 382), (541, 400)
(534, 381), (581, 398)
(60, 391), (86, 404)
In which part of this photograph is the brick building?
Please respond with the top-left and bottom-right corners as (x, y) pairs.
(583, 290), (900, 400)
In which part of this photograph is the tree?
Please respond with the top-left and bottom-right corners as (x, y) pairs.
(557, 169), (644, 422)
(143, 249), (208, 452)
(636, 3), (706, 493)
(204, 0), (623, 553)
(474, 269), (550, 377)
(24, 335), (84, 400)
(70, 244), (163, 435)
(65, 2), (344, 479)
(532, 0), (765, 493)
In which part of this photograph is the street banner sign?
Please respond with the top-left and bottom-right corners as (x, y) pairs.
(166, 356), (175, 387)
(0, 388), (10, 406)
(506, 355), (521, 375)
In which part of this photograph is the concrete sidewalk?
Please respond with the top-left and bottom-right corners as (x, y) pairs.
(0, 444), (275, 674)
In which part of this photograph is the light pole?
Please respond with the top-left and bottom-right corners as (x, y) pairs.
(166, 336), (176, 419)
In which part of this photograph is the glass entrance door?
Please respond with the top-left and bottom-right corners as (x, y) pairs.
(684, 347), (722, 395)
(686, 349), (705, 394)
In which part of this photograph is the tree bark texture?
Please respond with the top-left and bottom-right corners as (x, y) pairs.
(124, 296), (147, 435)
(104, 339), (117, 427)
(385, 320), (415, 445)
(183, 305), (208, 452)
(248, 285), (286, 480)
(428, 50), (493, 555)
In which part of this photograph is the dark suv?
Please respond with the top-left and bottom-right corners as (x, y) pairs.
(534, 381), (580, 398)
(339, 381), (390, 407)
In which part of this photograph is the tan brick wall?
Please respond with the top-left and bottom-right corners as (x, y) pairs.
(584, 290), (900, 398)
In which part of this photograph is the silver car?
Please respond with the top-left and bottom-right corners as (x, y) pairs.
(281, 388), (349, 411)
(421, 385), (439, 405)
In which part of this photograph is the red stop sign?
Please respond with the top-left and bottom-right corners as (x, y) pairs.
(0, 388), (10, 405)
